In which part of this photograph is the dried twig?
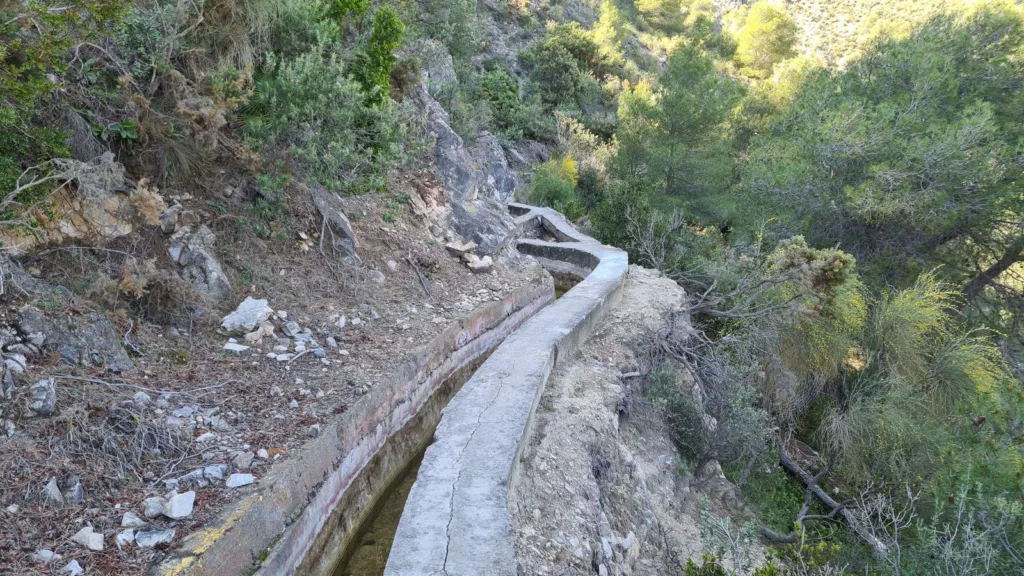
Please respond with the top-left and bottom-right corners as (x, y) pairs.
(405, 254), (431, 296)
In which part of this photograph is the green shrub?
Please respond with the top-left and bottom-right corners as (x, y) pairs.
(354, 8), (405, 105)
(246, 39), (404, 192)
(477, 69), (554, 141)
(733, 1), (798, 78)
(529, 158), (585, 220)
(590, 179), (652, 248)
(418, 0), (480, 61)
(327, 0), (371, 22)
(647, 367), (708, 462)
(521, 22), (619, 108)
(1, 0), (125, 201)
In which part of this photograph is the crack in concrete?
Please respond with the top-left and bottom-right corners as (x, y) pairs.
(441, 360), (515, 575)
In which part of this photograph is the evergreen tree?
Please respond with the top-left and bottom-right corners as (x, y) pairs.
(733, 1), (798, 78)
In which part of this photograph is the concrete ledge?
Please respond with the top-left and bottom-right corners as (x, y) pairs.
(385, 205), (628, 576)
(153, 267), (553, 576)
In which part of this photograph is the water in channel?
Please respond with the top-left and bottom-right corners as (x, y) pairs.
(333, 450), (426, 576)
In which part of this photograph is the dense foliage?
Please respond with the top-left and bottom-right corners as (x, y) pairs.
(518, 0), (1024, 573)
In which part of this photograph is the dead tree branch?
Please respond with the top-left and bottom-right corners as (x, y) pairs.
(779, 447), (891, 558)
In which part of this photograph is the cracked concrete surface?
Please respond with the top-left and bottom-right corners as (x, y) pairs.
(385, 206), (628, 576)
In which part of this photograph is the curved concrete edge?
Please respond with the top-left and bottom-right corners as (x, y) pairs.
(385, 205), (628, 576)
(152, 266), (553, 576)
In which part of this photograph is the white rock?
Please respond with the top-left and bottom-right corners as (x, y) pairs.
(30, 549), (61, 564)
(282, 321), (301, 337)
(136, 528), (176, 548)
(221, 297), (273, 335)
(42, 477), (64, 506)
(4, 353), (27, 373)
(116, 528), (135, 549)
(162, 491), (195, 519)
(63, 560), (84, 576)
(121, 511), (147, 528)
(226, 473), (254, 488)
(204, 464), (228, 481)
(257, 448), (269, 459)
(67, 481), (85, 506)
(142, 496), (167, 518)
(223, 342), (251, 355)
(232, 451), (254, 470)
(134, 391), (152, 406)
(196, 432), (218, 443)
(27, 378), (57, 416)
(71, 526), (104, 551)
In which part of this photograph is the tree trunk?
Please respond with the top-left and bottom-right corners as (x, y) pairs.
(962, 235), (1024, 304)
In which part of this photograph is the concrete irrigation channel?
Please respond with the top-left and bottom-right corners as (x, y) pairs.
(153, 204), (627, 576)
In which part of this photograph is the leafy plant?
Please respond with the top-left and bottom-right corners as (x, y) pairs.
(246, 37), (405, 192)
(93, 120), (140, 152)
(353, 8), (405, 105)
(529, 157), (585, 220)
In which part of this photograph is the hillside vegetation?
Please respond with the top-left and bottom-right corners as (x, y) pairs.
(1, 0), (1023, 574)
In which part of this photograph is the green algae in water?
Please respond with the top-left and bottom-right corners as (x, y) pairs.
(335, 451), (425, 576)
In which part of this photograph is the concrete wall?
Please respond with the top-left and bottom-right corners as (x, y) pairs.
(153, 266), (553, 576)
(384, 205), (628, 576)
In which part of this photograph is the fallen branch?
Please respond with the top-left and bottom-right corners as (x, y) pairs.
(758, 467), (844, 544)
(778, 447), (889, 558)
(405, 254), (431, 296)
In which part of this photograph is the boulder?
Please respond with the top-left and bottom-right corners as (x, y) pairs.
(226, 473), (254, 488)
(115, 529), (134, 549)
(221, 297), (273, 335)
(26, 378), (57, 417)
(42, 477), (64, 507)
(308, 185), (361, 262)
(136, 528), (175, 548)
(470, 131), (517, 204)
(30, 549), (61, 564)
(16, 306), (135, 373)
(402, 39), (457, 97)
(413, 85), (517, 255)
(169, 226), (230, 300)
(163, 491), (195, 519)
(160, 204), (182, 234)
(142, 496), (167, 519)
(121, 512), (147, 528)
(463, 254), (494, 274)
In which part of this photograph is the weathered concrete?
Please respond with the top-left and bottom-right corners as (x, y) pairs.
(152, 266), (553, 576)
(385, 205), (628, 576)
